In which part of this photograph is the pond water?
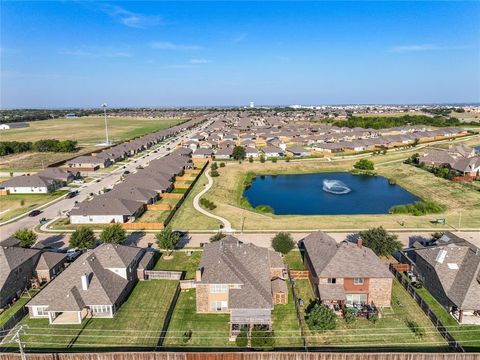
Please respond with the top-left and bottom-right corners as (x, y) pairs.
(243, 172), (421, 215)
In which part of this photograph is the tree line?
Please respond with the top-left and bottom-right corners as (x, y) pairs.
(0, 139), (78, 156)
(332, 114), (477, 129)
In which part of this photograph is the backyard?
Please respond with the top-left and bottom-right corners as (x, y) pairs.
(9, 280), (178, 350)
(154, 251), (202, 280)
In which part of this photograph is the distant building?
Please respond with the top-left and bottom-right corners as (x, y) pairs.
(249, 101), (255, 108)
(65, 113), (77, 118)
(0, 122), (30, 130)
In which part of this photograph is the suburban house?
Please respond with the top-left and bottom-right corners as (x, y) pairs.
(215, 147), (233, 159)
(0, 174), (62, 194)
(70, 197), (145, 224)
(192, 148), (214, 158)
(261, 145), (283, 158)
(66, 155), (112, 172)
(195, 236), (288, 338)
(301, 231), (393, 308)
(27, 244), (148, 324)
(0, 246), (67, 309)
(407, 232), (480, 324)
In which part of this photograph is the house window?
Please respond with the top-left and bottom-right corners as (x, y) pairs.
(353, 278), (364, 285)
(35, 306), (49, 316)
(327, 278), (336, 284)
(210, 284), (228, 293)
(90, 305), (110, 315)
(210, 301), (228, 312)
(346, 293), (368, 305)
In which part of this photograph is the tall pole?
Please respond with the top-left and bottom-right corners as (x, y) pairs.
(102, 103), (109, 145)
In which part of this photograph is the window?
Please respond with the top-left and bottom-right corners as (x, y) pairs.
(210, 284), (228, 293)
(353, 278), (364, 285)
(346, 294), (368, 305)
(90, 305), (110, 315)
(35, 306), (48, 316)
(327, 278), (336, 284)
(210, 301), (228, 312)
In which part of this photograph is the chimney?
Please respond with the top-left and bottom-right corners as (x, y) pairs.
(81, 273), (90, 290)
(195, 267), (203, 282)
(357, 239), (363, 248)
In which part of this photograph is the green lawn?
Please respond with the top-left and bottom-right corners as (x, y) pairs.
(0, 190), (69, 223)
(284, 250), (304, 270)
(154, 251), (202, 280)
(271, 283), (303, 346)
(303, 281), (448, 351)
(415, 286), (480, 351)
(0, 295), (32, 327)
(163, 289), (231, 347)
(12, 280), (178, 349)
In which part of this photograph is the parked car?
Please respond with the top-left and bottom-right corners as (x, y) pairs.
(28, 209), (41, 217)
(124, 170), (130, 175)
(66, 248), (82, 262)
(65, 191), (79, 199)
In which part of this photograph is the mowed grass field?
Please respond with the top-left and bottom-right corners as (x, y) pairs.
(11, 280), (178, 350)
(0, 116), (184, 171)
(171, 135), (480, 231)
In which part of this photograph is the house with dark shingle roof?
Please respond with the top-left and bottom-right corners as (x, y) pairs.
(195, 236), (287, 337)
(70, 197), (145, 224)
(410, 233), (480, 324)
(27, 244), (147, 324)
(302, 231), (393, 308)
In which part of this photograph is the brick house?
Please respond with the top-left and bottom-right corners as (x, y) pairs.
(301, 231), (393, 308)
(195, 236), (287, 337)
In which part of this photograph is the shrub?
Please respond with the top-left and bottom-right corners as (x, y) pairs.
(306, 304), (337, 332)
(255, 204), (274, 214)
(200, 198), (217, 210)
(182, 330), (192, 343)
(235, 329), (248, 347)
(14, 228), (37, 248)
(271, 157), (277, 163)
(259, 154), (266, 163)
(390, 201), (446, 216)
(248, 156), (253, 163)
(211, 162), (218, 170)
(210, 169), (219, 177)
(357, 227), (403, 257)
(70, 226), (96, 249)
(344, 308), (357, 324)
(353, 158), (374, 171)
(210, 232), (226, 242)
(100, 223), (126, 244)
(250, 325), (275, 350)
(368, 313), (379, 323)
(271, 232), (295, 255)
(219, 162), (226, 167)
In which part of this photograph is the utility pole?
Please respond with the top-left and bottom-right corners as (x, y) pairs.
(11, 325), (27, 360)
(102, 103), (109, 145)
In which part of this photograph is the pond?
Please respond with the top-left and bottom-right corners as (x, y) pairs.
(243, 172), (421, 215)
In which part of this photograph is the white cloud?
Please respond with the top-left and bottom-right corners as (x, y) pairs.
(101, 5), (161, 28)
(150, 41), (203, 51)
(189, 58), (211, 64)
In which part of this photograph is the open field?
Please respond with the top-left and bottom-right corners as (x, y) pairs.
(171, 137), (480, 231)
(11, 280), (178, 349)
(163, 288), (231, 347)
(0, 190), (68, 223)
(154, 251), (202, 280)
(294, 279), (448, 350)
(0, 116), (184, 171)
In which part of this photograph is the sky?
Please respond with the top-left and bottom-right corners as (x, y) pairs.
(1, 1), (479, 108)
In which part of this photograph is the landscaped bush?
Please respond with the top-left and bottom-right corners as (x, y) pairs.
(200, 198), (216, 210)
(390, 201), (446, 216)
(344, 307), (357, 324)
(210, 169), (219, 177)
(219, 162), (226, 167)
(306, 303), (336, 332)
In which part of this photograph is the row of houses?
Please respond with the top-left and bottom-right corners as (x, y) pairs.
(418, 145), (480, 176)
(180, 116), (469, 160)
(0, 168), (80, 194)
(70, 148), (194, 224)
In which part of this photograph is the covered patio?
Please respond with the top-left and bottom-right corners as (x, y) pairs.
(49, 309), (88, 324)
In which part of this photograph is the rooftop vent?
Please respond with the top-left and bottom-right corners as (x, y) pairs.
(436, 249), (447, 264)
(447, 263), (459, 270)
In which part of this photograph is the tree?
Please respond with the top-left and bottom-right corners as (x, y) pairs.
(358, 226), (403, 257)
(211, 162), (218, 170)
(306, 303), (336, 332)
(250, 325), (275, 350)
(155, 226), (180, 256)
(271, 232), (295, 255)
(69, 226), (96, 249)
(259, 154), (266, 163)
(248, 156), (253, 163)
(232, 146), (246, 160)
(14, 228), (37, 248)
(353, 158), (374, 171)
(100, 223), (126, 244)
(210, 232), (226, 242)
(210, 169), (219, 177)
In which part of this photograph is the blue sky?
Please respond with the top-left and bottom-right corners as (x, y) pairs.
(1, 1), (479, 108)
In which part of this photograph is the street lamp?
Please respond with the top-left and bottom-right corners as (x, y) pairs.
(102, 103), (110, 145)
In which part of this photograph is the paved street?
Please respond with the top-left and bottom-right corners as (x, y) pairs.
(0, 123), (210, 241)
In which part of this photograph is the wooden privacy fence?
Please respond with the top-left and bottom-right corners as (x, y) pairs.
(390, 266), (464, 353)
(144, 270), (182, 280)
(173, 183), (190, 189)
(180, 280), (196, 290)
(147, 204), (174, 211)
(289, 270), (309, 280)
(121, 223), (164, 230)
(161, 193), (184, 199)
(4, 353), (480, 360)
(184, 169), (201, 175)
(176, 175), (196, 181)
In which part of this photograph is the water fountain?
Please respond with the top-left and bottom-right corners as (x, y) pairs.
(322, 179), (352, 195)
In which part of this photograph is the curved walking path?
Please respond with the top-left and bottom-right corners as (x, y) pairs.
(193, 169), (234, 232)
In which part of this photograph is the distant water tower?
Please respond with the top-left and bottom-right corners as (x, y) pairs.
(249, 101), (255, 108)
